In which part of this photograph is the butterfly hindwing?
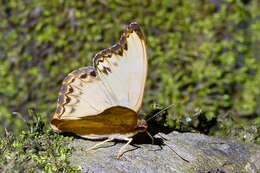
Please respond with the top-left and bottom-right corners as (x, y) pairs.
(52, 106), (138, 136)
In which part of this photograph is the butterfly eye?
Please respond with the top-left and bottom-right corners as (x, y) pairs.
(135, 120), (148, 131)
(135, 124), (147, 131)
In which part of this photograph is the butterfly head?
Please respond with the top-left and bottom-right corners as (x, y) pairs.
(135, 119), (148, 132)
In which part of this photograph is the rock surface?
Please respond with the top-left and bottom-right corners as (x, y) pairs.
(69, 132), (260, 173)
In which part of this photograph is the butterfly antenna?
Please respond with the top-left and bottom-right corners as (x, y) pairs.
(164, 142), (190, 163)
(146, 103), (176, 122)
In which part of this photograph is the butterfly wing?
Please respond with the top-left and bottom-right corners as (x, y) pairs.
(51, 23), (147, 126)
(52, 106), (138, 137)
(93, 23), (147, 112)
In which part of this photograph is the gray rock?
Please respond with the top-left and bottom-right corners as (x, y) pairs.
(69, 132), (260, 173)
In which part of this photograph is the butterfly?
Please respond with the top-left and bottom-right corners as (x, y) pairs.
(51, 22), (148, 159)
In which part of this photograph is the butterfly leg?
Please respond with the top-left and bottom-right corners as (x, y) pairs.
(116, 138), (133, 159)
(85, 138), (114, 152)
(146, 131), (154, 144)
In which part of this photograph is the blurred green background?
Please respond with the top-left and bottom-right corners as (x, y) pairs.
(0, 0), (259, 142)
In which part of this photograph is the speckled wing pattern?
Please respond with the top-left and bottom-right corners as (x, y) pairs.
(51, 23), (147, 124)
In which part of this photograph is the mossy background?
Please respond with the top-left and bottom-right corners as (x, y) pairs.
(0, 0), (259, 171)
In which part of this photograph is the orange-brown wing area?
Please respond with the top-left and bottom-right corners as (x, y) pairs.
(51, 106), (138, 136)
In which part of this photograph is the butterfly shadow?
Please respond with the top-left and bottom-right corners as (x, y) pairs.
(128, 109), (174, 151)
(133, 121), (173, 145)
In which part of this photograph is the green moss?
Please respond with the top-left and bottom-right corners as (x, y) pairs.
(0, 112), (80, 172)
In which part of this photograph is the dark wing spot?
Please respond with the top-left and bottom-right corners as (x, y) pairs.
(119, 36), (126, 45)
(58, 95), (66, 104)
(110, 44), (123, 56)
(68, 86), (73, 93)
(102, 48), (111, 55)
(90, 71), (96, 77)
(130, 23), (144, 37)
(118, 49), (123, 56)
(55, 106), (64, 115)
(124, 22), (144, 40)
(80, 66), (97, 77)
(58, 95), (71, 105)
(127, 25), (133, 33)
(95, 57), (104, 67)
(113, 61), (118, 66)
(119, 36), (128, 50)
(102, 68), (108, 75)
(70, 107), (76, 113)
(60, 84), (73, 94)
(80, 73), (87, 79)
(123, 42), (128, 50)
(93, 54), (102, 67)
(104, 66), (111, 73)
(95, 53), (101, 59)
(110, 44), (121, 53)
(60, 85), (68, 94)
(66, 96), (71, 103)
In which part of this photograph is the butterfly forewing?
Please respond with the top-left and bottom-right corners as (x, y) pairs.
(94, 25), (147, 112)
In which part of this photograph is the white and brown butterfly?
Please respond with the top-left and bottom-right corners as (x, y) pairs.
(51, 22), (148, 158)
